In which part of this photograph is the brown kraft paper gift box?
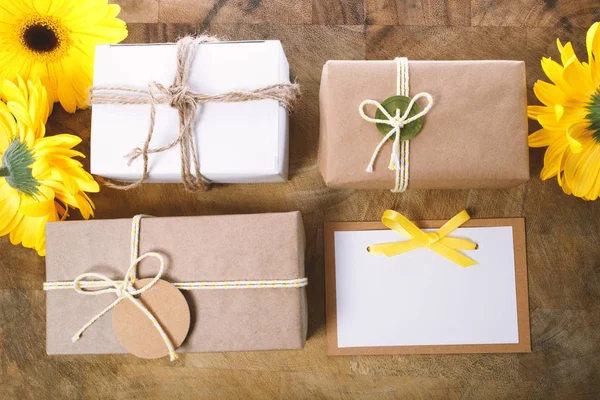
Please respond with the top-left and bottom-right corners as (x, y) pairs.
(45, 212), (307, 355)
(319, 60), (530, 189)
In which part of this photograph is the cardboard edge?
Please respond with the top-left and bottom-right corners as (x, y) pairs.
(518, 61), (531, 183)
(324, 217), (531, 355)
(318, 62), (330, 186)
(276, 41), (290, 181)
(106, 40), (268, 47)
(295, 211), (309, 348)
(512, 218), (532, 352)
(324, 222), (339, 356)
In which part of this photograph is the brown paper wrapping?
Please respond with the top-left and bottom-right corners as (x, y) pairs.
(45, 212), (307, 355)
(319, 60), (530, 189)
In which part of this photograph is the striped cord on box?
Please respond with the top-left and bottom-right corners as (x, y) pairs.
(43, 214), (308, 361)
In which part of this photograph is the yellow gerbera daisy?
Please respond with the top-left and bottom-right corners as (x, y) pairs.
(0, 0), (127, 113)
(0, 77), (99, 256)
(528, 22), (600, 200)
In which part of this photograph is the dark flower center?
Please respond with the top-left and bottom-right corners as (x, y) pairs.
(23, 24), (59, 53)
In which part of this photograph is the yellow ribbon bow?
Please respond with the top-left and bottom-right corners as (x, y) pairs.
(367, 210), (478, 267)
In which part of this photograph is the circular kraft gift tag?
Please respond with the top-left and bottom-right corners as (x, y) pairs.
(375, 95), (423, 141)
(112, 278), (190, 359)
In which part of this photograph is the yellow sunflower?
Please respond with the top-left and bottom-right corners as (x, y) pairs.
(528, 22), (600, 200)
(0, 0), (127, 113)
(0, 77), (99, 256)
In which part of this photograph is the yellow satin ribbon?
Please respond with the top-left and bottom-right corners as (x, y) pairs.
(368, 210), (478, 267)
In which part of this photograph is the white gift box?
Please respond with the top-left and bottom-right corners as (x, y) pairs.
(90, 40), (291, 184)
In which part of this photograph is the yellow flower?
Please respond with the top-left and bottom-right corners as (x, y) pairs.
(528, 22), (600, 200)
(0, 0), (127, 113)
(0, 77), (99, 256)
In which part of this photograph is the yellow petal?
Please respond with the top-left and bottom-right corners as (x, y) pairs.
(566, 122), (588, 154)
(533, 80), (566, 107)
(527, 105), (552, 119)
(562, 150), (581, 189)
(537, 108), (588, 131)
(587, 22), (600, 84)
(0, 180), (17, 202)
(541, 140), (569, 180)
(572, 145), (600, 197)
(529, 128), (561, 148)
(0, 209), (22, 236)
(9, 215), (25, 245)
(587, 22), (600, 62)
(584, 161), (600, 200)
(75, 192), (94, 219)
(562, 56), (596, 100)
(0, 190), (20, 231)
(19, 200), (54, 217)
(33, 134), (82, 151)
(555, 104), (565, 121)
(541, 57), (567, 89)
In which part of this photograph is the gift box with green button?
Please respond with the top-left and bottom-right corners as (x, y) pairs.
(318, 59), (530, 191)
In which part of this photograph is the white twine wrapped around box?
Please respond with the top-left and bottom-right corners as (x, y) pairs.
(44, 214), (308, 361)
(359, 57), (433, 193)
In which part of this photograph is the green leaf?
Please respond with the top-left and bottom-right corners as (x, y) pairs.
(1, 138), (39, 196)
(587, 90), (600, 143)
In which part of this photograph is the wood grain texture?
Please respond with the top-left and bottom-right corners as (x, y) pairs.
(159, 0), (313, 25)
(1, 0), (600, 399)
(471, 0), (600, 28)
(109, 0), (160, 23)
(313, 0), (365, 24)
(364, 0), (470, 25)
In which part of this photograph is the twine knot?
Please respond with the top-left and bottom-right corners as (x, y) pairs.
(68, 250), (179, 361)
(389, 110), (406, 128)
(114, 280), (131, 298)
(162, 83), (196, 108)
(89, 36), (301, 192)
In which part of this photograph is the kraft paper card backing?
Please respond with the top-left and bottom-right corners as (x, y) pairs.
(325, 218), (530, 355)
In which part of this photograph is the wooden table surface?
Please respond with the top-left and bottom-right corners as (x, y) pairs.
(2, 1), (600, 399)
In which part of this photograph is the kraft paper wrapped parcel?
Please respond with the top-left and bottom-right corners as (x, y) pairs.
(45, 212), (307, 356)
(91, 40), (293, 184)
(319, 60), (530, 190)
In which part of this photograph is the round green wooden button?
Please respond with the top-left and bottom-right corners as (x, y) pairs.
(375, 95), (423, 141)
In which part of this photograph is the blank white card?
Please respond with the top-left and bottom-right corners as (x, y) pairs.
(334, 226), (519, 348)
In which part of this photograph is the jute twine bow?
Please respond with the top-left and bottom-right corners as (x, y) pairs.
(43, 214), (308, 362)
(89, 35), (301, 191)
(359, 57), (433, 193)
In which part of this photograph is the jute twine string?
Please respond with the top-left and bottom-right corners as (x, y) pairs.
(89, 35), (301, 191)
(359, 57), (433, 193)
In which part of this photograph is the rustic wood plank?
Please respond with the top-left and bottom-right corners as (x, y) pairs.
(109, 0), (160, 23)
(2, 0), (600, 397)
(472, 0), (600, 28)
(471, 0), (559, 27)
(366, 25), (528, 60)
(159, 0), (313, 26)
(364, 0), (470, 26)
(312, 0), (365, 24)
(280, 372), (465, 399)
(559, 0), (600, 28)
(114, 367), (282, 399)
